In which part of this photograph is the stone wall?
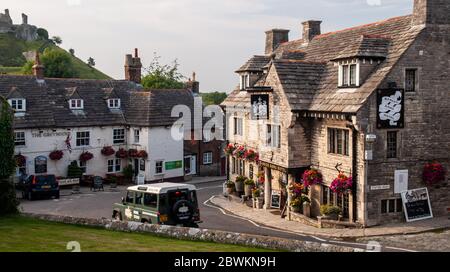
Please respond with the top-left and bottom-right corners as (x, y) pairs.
(24, 213), (356, 252)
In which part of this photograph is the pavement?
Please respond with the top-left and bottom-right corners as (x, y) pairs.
(210, 195), (450, 239)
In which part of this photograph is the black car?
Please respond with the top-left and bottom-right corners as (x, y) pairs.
(20, 175), (60, 200)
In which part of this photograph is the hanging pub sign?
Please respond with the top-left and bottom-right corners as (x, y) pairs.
(377, 88), (404, 129)
(251, 94), (269, 120)
(401, 188), (433, 223)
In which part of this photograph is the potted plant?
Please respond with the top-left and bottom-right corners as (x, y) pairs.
(116, 148), (128, 159)
(320, 204), (342, 221)
(101, 146), (115, 156)
(252, 188), (264, 209)
(235, 175), (246, 193)
(49, 150), (64, 161)
(225, 181), (235, 195)
(244, 179), (255, 197)
(79, 151), (93, 162)
(330, 173), (353, 194)
(302, 168), (323, 187)
(290, 198), (303, 213)
(423, 161), (446, 187)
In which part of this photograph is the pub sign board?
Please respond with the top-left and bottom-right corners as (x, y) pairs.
(401, 188), (433, 223)
(251, 94), (269, 120)
(271, 190), (281, 209)
(377, 88), (405, 129)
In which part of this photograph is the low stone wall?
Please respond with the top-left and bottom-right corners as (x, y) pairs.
(24, 213), (356, 252)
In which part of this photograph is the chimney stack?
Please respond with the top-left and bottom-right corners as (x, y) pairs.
(265, 29), (289, 55)
(32, 52), (44, 80)
(302, 20), (322, 43)
(187, 72), (200, 94)
(124, 48), (142, 84)
(412, 0), (450, 26)
(22, 13), (28, 25)
(5, 9), (9, 17)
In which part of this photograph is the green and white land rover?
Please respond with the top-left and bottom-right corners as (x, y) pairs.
(112, 183), (201, 227)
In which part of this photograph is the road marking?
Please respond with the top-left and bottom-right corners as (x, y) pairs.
(197, 185), (223, 191)
(203, 195), (417, 252)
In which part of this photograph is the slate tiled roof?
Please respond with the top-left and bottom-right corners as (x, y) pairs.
(224, 15), (425, 113)
(236, 55), (271, 72)
(0, 75), (194, 129)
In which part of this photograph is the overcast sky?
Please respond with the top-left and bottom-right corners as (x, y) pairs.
(3, 0), (413, 92)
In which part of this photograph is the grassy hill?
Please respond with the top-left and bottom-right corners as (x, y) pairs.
(0, 33), (111, 80)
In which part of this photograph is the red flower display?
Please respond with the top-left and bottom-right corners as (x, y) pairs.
(79, 151), (93, 162)
(101, 146), (115, 156)
(224, 144), (236, 156)
(244, 149), (259, 162)
(15, 154), (26, 167)
(330, 173), (353, 194)
(302, 168), (323, 187)
(137, 150), (148, 159)
(128, 149), (139, 158)
(115, 148), (128, 159)
(49, 150), (64, 161)
(233, 145), (246, 159)
(423, 162), (446, 186)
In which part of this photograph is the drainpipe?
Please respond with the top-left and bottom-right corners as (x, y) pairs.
(348, 117), (359, 223)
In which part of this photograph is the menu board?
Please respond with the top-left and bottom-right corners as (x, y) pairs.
(271, 190), (281, 209)
(401, 188), (433, 223)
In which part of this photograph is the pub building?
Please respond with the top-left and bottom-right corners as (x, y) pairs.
(222, 0), (450, 226)
(0, 50), (216, 184)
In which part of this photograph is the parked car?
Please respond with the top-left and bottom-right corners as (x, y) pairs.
(112, 183), (201, 228)
(19, 175), (60, 200)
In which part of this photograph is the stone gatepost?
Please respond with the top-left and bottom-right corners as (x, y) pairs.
(264, 167), (272, 210)
(287, 174), (295, 220)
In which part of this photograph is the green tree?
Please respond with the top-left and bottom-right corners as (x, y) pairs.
(141, 53), (185, 89)
(87, 57), (95, 67)
(200, 92), (228, 106)
(69, 48), (75, 56)
(22, 48), (78, 78)
(0, 96), (19, 216)
(51, 36), (62, 45)
(37, 28), (49, 40)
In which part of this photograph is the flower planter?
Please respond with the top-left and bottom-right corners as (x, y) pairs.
(244, 185), (253, 197)
(291, 206), (301, 213)
(226, 187), (235, 195)
(252, 197), (264, 209)
(235, 181), (244, 193)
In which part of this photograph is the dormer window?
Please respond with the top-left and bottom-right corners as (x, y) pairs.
(108, 98), (121, 109)
(338, 62), (359, 87)
(69, 99), (84, 110)
(239, 74), (250, 90)
(8, 99), (26, 112)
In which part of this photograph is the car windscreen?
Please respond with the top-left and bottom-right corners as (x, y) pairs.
(36, 176), (56, 184)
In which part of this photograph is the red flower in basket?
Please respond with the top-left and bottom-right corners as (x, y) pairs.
(330, 173), (353, 194)
(302, 168), (323, 187)
(15, 154), (26, 167)
(49, 150), (64, 161)
(79, 151), (94, 162)
(233, 145), (246, 159)
(115, 148), (128, 159)
(101, 146), (115, 156)
(423, 162), (446, 186)
(137, 150), (148, 159)
(128, 149), (139, 158)
(244, 149), (259, 162)
(224, 144), (236, 156)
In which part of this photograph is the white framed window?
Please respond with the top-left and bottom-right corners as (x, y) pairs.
(267, 124), (281, 148)
(107, 159), (121, 173)
(155, 160), (164, 174)
(76, 131), (90, 147)
(79, 160), (87, 174)
(134, 129), (140, 143)
(8, 99), (26, 112)
(14, 131), (26, 146)
(69, 99), (84, 110)
(113, 128), (125, 144)
(234, 117), (243, 136)
(203, 152), (213, 165)
(108, 98), (121, 109)
(339, 63), (359, 87)
(239, 74), (250, 90)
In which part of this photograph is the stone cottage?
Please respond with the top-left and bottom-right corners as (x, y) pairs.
(222, 0), (450, 226)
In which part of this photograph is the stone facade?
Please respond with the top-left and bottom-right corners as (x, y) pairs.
(0, 9), (38, 41)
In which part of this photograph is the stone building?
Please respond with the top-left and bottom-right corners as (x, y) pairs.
(222, 0), (450, 226)
(0, 9), (38, 41)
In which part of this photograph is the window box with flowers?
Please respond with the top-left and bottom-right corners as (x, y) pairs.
(330, 173), (353, 194)
(423, 162), (446, 187)
(115, 148), (128, 159)
(79, 151), (94, 162)
(101, 146), (115, 157)
(49, 150), (64, 161)
(302, 168), (323, 187)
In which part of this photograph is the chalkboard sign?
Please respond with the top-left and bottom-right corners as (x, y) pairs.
(271, 190), (281, 209)
(401, 188), (433, 222)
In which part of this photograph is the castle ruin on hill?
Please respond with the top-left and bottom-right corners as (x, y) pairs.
(0, 9), (38, 41)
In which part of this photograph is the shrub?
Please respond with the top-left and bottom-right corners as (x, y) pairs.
(226, 181), (235, 189)
(122, 165), (133, 181)
(235, 176), (247, 183)
(252, 188), (261, 198)
(67, 161), (83, 179)
(37, 28), (49, 40)
(244, 179), (255, 186)
(320, 205), (342, 216)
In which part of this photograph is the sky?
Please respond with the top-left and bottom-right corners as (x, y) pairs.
(2, 0), (414, 93)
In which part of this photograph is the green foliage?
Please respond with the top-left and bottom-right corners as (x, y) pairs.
(235, 176), (247, 183)
(69, 48), (75, 56)
(226, 180), (235, 189)
(0, 97), (19, 215)
(122, 165), (133, 180)
(87, 57), (95, 67)
(200, 92), (228, 106)
(244, 179), (255, 186)
(320, 205), (342, 216)
(22, 48), (78, 78)
(37, 28), (49, 40)
(67, 161), (83, 179)
(141, 53), (185, 89)
(51, 36), (62, 45)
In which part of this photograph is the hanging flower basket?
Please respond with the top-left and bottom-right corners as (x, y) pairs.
(15, 154), (26, 167)
(101, 146), (115, 156)
(49, 150), (64, 161)
(302, 168), (323, 187)
(115, 148), (128, 159)
(244, 149), (259, 162)
(288, 182), (305, 199)
(128, 149), (139, 158)
(233, 146), (246, 159)
(137, 150), (148, 159)
(79, 151), (93, 162)
(330, 173), (353, 194)
(423, 162), (446, 186)
(224, 144), (236, 156)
